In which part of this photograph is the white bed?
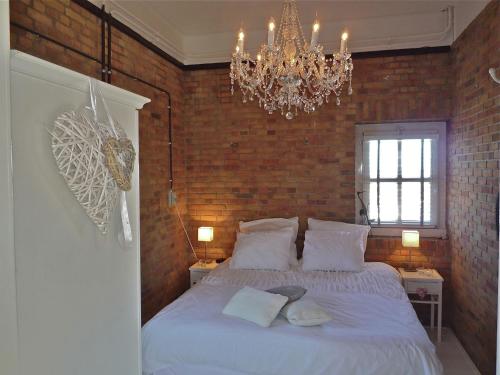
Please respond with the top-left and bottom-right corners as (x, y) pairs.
(142, 261), (443, 375)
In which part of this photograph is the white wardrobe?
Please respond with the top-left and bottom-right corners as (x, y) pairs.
(6, 50), (148, 375)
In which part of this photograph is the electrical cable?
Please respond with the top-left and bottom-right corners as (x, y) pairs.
(175, 204), (198, 260)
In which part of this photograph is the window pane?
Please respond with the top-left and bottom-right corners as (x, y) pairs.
(423, 139), (432, 178)
(401, 182), (421, 222)
(379, 140), (398, 178)
(424, 182), (431, 223)
(379, 182), (398, 222)
(369, 181), (378, 221)
(368, 140), (378, 179)
(401, 139), (422, 178)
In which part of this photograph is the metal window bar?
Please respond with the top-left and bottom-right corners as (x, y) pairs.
(420, 139), (425, 225)
(397, 140), (402, 224)
(371, 138), (432, 225)
(376, 140), (381, 225)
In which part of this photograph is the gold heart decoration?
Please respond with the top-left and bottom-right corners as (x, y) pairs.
(102, 137), (136, 191)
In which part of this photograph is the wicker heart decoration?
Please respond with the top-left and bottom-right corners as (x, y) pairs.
(102, 138), (135, 191)
(51, 111), (120, 234)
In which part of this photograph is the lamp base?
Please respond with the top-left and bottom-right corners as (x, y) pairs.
(404, 266), (418, 272)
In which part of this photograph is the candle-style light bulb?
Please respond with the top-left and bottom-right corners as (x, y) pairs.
(257, 54), (262, 62)
(237, 29), (245, 53)
(268, 17), (275, 48)
(340, 31), (348, 54)
(310, 20), (320, 50)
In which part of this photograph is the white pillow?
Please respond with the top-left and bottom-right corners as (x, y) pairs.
(308, 218), (370, 252)
(281, 299), (332, 326)
(239, 217), (299, 239)
(302, 230), (365, 272)
(223, 286), (289, 327)
(239, 217), (299, 266)
(230, 228), (293, 271)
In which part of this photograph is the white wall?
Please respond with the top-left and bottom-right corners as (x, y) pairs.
(0, 2), (19, 375)
(9, 52), (148, 375)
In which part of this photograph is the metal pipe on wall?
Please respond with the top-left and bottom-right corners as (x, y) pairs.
(10, 6), (176, 200)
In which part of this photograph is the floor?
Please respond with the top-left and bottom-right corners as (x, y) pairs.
(427, 327), (481, 375)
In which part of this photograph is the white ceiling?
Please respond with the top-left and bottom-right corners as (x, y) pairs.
(92, 0), (488, 65)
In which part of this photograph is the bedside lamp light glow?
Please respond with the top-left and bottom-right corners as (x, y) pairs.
(402, 230), (419, 272)
(402, 230), (419, 247)
(198, 227), (214, 242)
(198, 227), (213, 264)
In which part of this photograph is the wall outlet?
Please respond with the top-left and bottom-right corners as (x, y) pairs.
(168, 189), (177, 207)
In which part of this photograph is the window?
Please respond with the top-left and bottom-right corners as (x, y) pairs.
(355, 122), (446, 238)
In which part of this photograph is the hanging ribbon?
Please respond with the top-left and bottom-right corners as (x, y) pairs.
(89, 78), (134, 246)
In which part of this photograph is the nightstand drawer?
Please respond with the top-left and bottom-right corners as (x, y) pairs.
(405, 281), (441, 295)
(190, 270), (206, 287)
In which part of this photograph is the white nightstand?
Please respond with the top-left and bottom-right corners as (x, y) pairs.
(399, 268), (444, 343)
(189, 261), (218, 287)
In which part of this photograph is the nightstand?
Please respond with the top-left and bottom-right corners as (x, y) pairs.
(399, 268), (444, 343)
(189, 261), (218, 287)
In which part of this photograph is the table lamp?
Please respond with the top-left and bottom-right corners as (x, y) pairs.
(402, 230), (419, 272)
(198, 226), (214, 264)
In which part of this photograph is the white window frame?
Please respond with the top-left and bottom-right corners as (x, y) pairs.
(355, 122), (447, 238)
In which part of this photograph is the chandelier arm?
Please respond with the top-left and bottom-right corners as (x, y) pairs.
(229, 0), (354, 119)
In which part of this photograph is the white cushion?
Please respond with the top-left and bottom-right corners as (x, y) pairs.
(230, 228), (293, 271)
(239, 217), (299, 266)
(308, 218), (370, 253)
(222, 287), (289, 327)
(239, 217), (299, 239)
(302, 230), (365, 272)
(281, 299), (332, 326)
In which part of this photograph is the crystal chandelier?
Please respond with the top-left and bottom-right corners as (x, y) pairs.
(230, 0), (353, 120)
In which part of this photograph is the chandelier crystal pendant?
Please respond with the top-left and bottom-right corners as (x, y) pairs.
(230, 0), (354, 120)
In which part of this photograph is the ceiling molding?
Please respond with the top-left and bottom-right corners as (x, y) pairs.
(184, 46), (451, 71)
(84, 0), (487, 67)
(89, 0), (185, 63)
(182, 7), (453, 65)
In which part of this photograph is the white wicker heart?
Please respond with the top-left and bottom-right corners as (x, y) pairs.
(51, 110), (127, 234)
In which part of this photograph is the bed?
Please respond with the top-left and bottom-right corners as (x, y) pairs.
(142, 260), (442, 375)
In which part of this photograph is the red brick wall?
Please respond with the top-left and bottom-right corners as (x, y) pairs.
(448, 2), (499, 374)
(184, 55), (452, 261)
(10, 0), (194, 323)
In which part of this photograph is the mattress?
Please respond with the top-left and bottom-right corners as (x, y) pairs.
(142, 261), (443, 375)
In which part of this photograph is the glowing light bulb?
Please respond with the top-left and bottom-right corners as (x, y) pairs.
(340, 31), (348, 53)
(269, 19), (275, 31)
(237, 29), (245, 52)
(257, 54), (262, 61)
(310, 20), (320, 50)
(268, 18), (275, 47)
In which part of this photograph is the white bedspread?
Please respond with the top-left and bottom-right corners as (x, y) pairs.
(142, 262), (443, 375)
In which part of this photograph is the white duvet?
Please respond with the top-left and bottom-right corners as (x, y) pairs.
(142, 261), (443, 375)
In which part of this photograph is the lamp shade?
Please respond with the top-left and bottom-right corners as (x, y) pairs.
(402, 230), (419, 247)
(198, 227), (214, 242)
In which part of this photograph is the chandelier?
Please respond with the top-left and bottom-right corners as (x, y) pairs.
(230, 0), (353, 120)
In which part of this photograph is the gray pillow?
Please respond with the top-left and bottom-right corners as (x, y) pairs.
(266, 285), (307, 303)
